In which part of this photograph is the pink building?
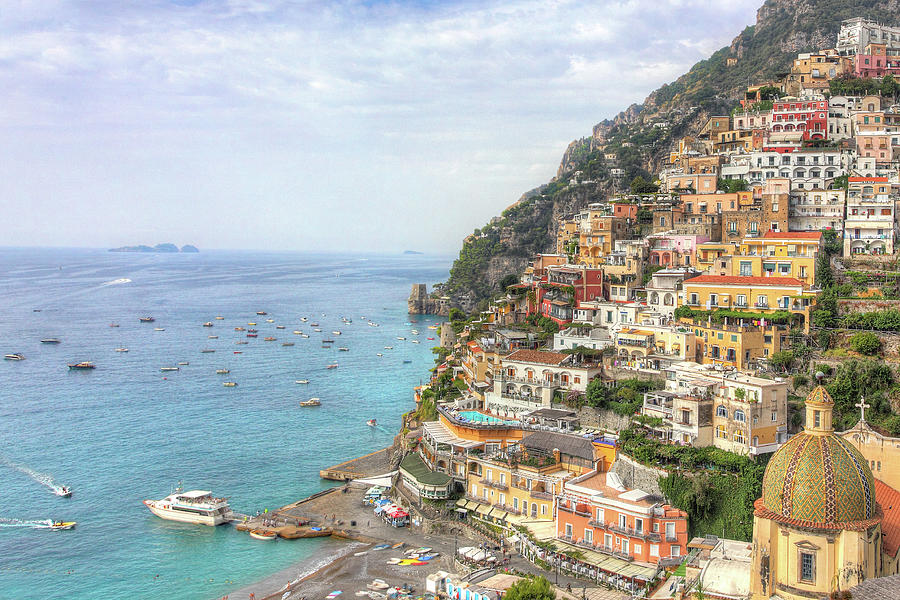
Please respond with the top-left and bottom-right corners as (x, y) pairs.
(855, 43), (900, 78)
(648, 234), (708, 268)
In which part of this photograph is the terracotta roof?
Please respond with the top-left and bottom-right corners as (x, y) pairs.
(683, 275), (804, 287)
(849, 176), (888, 182)
(876, 480), (900, 557)
(505, 349), (569, 366)
(762, 231), (823, 240)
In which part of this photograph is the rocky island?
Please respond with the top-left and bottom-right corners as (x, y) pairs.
(109, 244), (199, 253)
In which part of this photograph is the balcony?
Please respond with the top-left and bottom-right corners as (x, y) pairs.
(480, 478), (509, 491)
(666, 535), (680, 543)
(530, 490), (553, 500)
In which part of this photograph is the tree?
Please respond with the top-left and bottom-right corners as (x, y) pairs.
(769, 350), (794, 372)
(499, 273), (520, 290)
(850, 332), (882, 356)
(717, 178), (748, 193)
(882, 74), (900, 102)
(816, 253), (834, 289)
(504, 576), (556, 600)
(448, 308), (466, 322)
(757, 85), (782, 101)
(630, 175), (659, 194)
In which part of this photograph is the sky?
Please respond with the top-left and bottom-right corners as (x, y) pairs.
(0, 0), (762, 254)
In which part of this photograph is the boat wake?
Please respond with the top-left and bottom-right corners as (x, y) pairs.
(101, 278), (132, 286)
(0, 518), (53, 529)
(0, 458), (67, 496)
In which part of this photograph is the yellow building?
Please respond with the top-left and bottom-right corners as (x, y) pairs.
(687, 320), (787, 371)
(681, 275), (818, 332)
(840, 416), (900, 491)
(711, 372), (789, 455)
(751, 386), (899, 599)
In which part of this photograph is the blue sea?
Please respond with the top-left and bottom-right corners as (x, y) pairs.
(0, 248), (449, 600)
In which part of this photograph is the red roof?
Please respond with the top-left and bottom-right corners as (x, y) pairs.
(762, 231), (823, 240)
(876, 480), (900, 557)
(505, 349), (569, 366)
(849, 176), (888, 182)
(683, 275), (805, 287)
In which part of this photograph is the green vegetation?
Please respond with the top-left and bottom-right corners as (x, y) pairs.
(824, 359), (899, 432)
(642, 265), (664, 286)
(411, 388), (438, 422)
(580, 377), (662, 415)
(769, 350), (794, 372)
(841, 309), (900, 331)
(674, 306), (794, 325)
(504, 576), (556, 600)
(717, 178), (748, 193)
(850, 332), (882, 355)
(631, 175), (659, 194)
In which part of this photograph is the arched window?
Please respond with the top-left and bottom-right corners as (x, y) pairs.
(734, 409), (746, 423)
(664, 293), (674, 306)
(716, 405), (727, 418)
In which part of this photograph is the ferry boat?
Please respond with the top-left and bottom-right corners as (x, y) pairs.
(68, 362), (95, 370)
(216, 369), (230, 374)
(250, 530), (277, 541)
(48, 521), (76, 531)
(202, 322), (213, 327)
(139, 317), (155, 323)
(299, 398), (321, 407)
(143, 487), (232, 526)
(223, 381), (238, 387)
(4, 353), (25, 361)
(40, 338), (61, 344)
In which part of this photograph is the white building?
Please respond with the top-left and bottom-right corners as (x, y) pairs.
(837, 17), (900, 56)
(789, 188), (846, 233)
(844, 175), (896, 255)
(747, 149), (851, 189)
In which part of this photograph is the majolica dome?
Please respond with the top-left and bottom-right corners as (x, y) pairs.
(760, 386), (877, 527)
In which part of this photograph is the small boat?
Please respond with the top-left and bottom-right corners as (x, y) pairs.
(427, 325), (437, 330)
(411, 340), (420, 344)
(391, 542), (404, 549)
(276, 325), (285, 330)
(109, 323), (120, 327)
(295, 379), (310, 384)
(376, 353), (383, 357)
(54, 486), (72, 498)
(249, 530), (277, 541)
(40, 338), (61, 344)
(248, 329), (258, 333)
(201, 349), (215, 353)
(233, 351), (242, 354)
(246, 334), (258, 338)
(115, 348), (129, 352)
(326, 364), (338, 369)
(208, 335), (218, 339)
(310, 322), (319, 327)
(160, 366), (179, 372)
(411, 330), (419, 335)
(256, 311), (267, 315)
(367, 580), (390, 592)
(178, 362), (189, 365)
(4, 353), (25, 361)
(68, 362), (95, 370)
(384, 346), (393, 350)
(154, 328), (165, 331)
(301, 334), (309, 338)
(202, 322), (213, 327)
(234, 327), (245, 332)
(367, 419), (377, 427)
(396, 337), (406, 341)
(216, 369), (230, 374)
(403, 360), (412, 364)
(265, 319), (274, 323)
(223, 382), (238, 387)
(299, 398), (321, 407)
(332, 331), (342, 335)
(235, 341), (248, 345)
(314, 329), (322, 332)
(263, 337), (276, 341)
(215, 316), (225, 320)
(338, 347), (349, 352)
(247, 322), (256, 326)
(282, 342), (294, 347)
(47, 521), (76, 531)
(427, 337), (435, 340)
(323, 339), (334, 344)
(293, 330), (303, 335)
(139, 317), (155, 323)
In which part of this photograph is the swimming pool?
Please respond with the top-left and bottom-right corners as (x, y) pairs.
(458, 410), (518, 425)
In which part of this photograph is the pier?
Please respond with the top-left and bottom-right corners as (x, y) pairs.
(319, 446), (393, 481)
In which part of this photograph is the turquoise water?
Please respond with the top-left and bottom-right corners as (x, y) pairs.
(0, 248), (449, 600)
(457, 411), (518, 425)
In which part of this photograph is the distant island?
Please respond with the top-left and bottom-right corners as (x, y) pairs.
(109, 244), (199, 253)
(403, 250), (423, 255)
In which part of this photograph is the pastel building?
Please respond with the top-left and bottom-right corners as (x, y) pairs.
(844, 176), (895, 255)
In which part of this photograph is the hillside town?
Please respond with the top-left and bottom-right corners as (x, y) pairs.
(395, 17), (900, 600)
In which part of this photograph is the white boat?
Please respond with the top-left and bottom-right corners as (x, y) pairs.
(143, 487), (232, 526)
(293, 330), (303, 335)
(4, 353), (25, 361)
(216, 369), (230, 374)
(384, 346), (393, 350)
(295, 379), (310, 384)
(208, 335), (218, 339)
(160, 366), (179, 372)
(215, 316), (225, 320)
(396, 337), (406, 340)
(376, 353), (383, 357)
(299, 398), (321, 406)
(54, 486), (73, 498)
(367, 419), (377, 427)
(314, 328), (322, 332)
(154, 328), (165, 331)
(411, 340), (420, 344)
(411, 330), (419, 335)
(332, 331), (342, 335)
(115, 348), (129, 353)
(338, 347), (349, 352)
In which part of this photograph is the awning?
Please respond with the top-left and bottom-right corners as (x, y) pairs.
(475, 504), (492, 516)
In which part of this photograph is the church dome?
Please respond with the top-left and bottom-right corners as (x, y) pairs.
(760, 386), (877, 526)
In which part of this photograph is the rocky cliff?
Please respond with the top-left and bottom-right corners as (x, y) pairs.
(440, 0), (900, 309)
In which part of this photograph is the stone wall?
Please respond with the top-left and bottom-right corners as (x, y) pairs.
(609, 453), (667, 498)
(408, 284), (451, 316)
(569, 405), (633, 432)
(837, 298), (900, 314)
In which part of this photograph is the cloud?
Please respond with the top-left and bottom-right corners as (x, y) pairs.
(0, 0), (761, 252)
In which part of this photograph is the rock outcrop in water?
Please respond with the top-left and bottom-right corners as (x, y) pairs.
(109, 243), (199, 253)
(407, 284), (451, 316)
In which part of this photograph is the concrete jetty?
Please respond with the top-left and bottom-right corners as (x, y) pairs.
(319, 446), (393, 481)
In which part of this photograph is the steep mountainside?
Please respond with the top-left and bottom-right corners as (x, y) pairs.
(442, 0), (900, 312)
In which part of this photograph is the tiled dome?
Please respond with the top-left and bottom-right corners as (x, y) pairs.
(761, 387), (876, 526)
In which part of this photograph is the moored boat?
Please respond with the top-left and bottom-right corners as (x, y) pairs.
(299, 398), (321, 406)
(109, 323), (120, 328)
(201, 349), (215, 353)
(332, 331), (341, 335)
(246, 334), (258, 338)
(202, 322), (213, 327)
(215, 316), (224, 320)
(115, 347), (129, 352)
(234, 327), (245, 331)
(139, 317), (155, 323)
(154, 328), (165, 331)
(40, 338), (61, 344)
(263, 337), (276, 341)
(249, 529), (277, 540)
(326, 363), (338, 369)
(143, 486), (232, 526)
(160, 366), (179, 372)
(216, 369), (230, 374)
(208, 335), (218, 339)
(223, 381), (238, 387)
(276, 325), (285, 329)
(295, 379), (309, 384)
(68, 362), (95, 370)
(282, 342), (294, 346)
(338, 347), (349, 352)
(292, 330), (302, 335)
(256, 311), (267, 316)
(4, 353), (25, 361)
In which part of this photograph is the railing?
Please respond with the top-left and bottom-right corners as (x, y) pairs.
(666, 535), (680, 543)
(530, 490), (553, 500)
(558, 504), (573, 514)
(480, 478), (509, 491)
